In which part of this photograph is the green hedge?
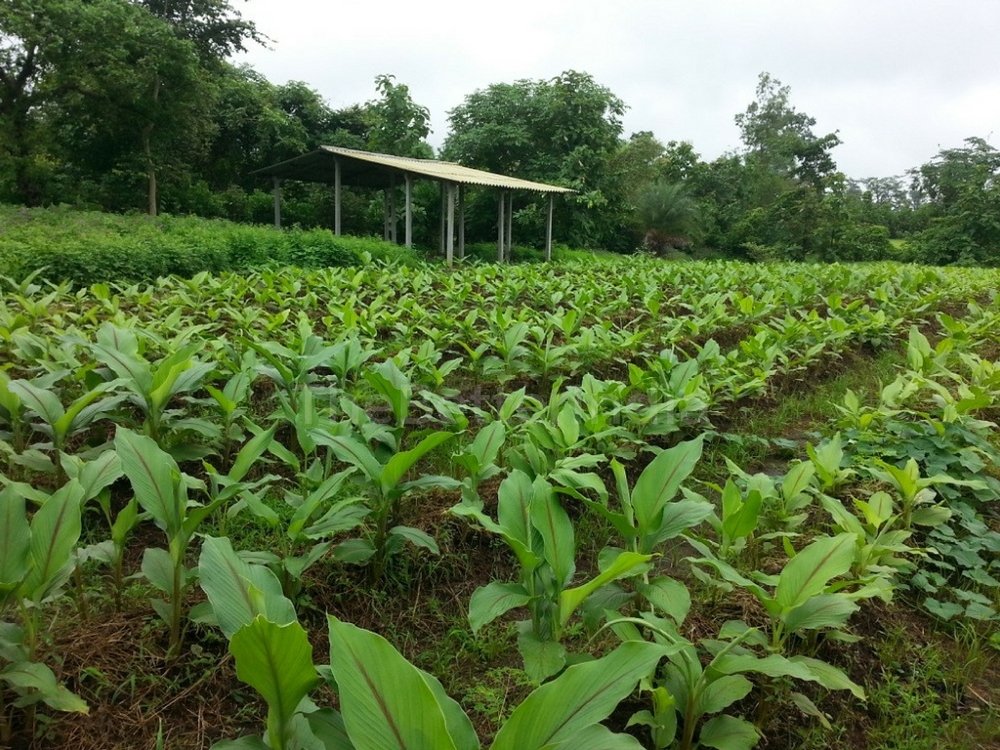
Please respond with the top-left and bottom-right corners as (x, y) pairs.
(0, 205), (421, 285)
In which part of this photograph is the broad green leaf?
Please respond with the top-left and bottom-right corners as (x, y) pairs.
(774, 534), (857, 610)
(23, 480), (84, 602)
(556, 404), (580, 447)
(92, 341), (153, 394)
(115, 427), (182, 535)
(469, 582), (531, 634)
(381, 431), (454, 495)
(517, 629), (567, 683)
(1, 661), (88, 713)
(695, 674), (752, 715)
(819, 496), (865, 536)
(365, 360), (412, 428)
(327, 616), (460, 750)
(491, 642), (664, 750)
(288, 471), (354, 539)
(0, 486), (30, 597)
(782, 462), (815, 503)
(722, 488), (763, 541)
(790, 691), (831, 729)
(698, 714), (759, 750)
(388, 525), (440, 554)
(787, 655), (865, 699)
(860, 491), (893, 527)
(141, 547), (177, 595)
(7, 380), (64, 426)
(712, 652), (817, 681)
(530, 483), (575, 588)
(73, 451), (124, 502)
(228, 424), (276, 483)
(231, 617), (319, 750)
(310, 433), (382, 483)
(910, 507), (952, 526)
(199, 536), (296, 639)
(549, 723), (646, 750)
(56, 385), (121, 438)
(470, 421), (506, 467)
(782, 594), (858, 634)
(305, 708), (355, 750)
(559, 551), (651, 626)
(632, 436), (703, 532)
(636, 576), (691, 625)
(332, 539), (377, 564)
(647, 498), (714, 550)
(303, 501), (369, 539)
(419, 670), (480, 750)
(924, 598), (963, 620)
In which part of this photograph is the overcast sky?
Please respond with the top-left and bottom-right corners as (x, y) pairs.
(234, 0), (1000, 180)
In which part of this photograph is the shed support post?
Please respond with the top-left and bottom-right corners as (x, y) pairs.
(383, 190), (390, 241)
(545, 193), (554, 261)
(272, 177), (282, 229)
(389, 175), (397, 244)
(497, 191), (505, 263)
(505, 192), (514, 262)
(446, 182), (455, 267)
(458, 184), (465, 260)
(404, 173), (413, 248)
(334, 158), (342, 236)
(439, 182), (446, 256)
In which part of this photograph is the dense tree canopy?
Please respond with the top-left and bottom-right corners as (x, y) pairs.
(0, 2), (997, 264)
(443, 71), (629, 249)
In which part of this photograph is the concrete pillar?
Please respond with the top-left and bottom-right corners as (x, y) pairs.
(545, 193), (554, 261)
(446, 183), (455, 266)
(334, 158), (342, 236)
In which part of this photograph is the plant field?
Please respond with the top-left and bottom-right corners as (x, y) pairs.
(1, 256), (999, 749)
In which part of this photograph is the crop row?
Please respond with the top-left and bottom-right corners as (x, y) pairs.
(1, 259), (999, 747)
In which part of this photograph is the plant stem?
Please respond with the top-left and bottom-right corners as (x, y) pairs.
(168, 558), (184, 658)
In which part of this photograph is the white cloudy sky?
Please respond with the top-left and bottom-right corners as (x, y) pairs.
(234, 0), (1000, 179)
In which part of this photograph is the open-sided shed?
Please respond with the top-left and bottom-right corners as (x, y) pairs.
(253, 146), (575, 264)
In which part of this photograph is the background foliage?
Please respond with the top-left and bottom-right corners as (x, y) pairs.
(1, 1), (998, 263)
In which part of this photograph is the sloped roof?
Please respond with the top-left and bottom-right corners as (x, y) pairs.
(253, 145), (575, 194)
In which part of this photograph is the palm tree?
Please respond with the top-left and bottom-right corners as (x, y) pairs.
(635, 181), (701, 254)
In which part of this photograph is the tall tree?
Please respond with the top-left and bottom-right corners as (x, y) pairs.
(365, 74), (431, 157)
(907, 138), (1000, 265)
(55, 2), (214, 215)
(443, 71), (626, 248)
(724, 73), (846, 259)
(0, 0), (121, 203)
(735, 72), (841, 191)
(132, 0), (265, 61)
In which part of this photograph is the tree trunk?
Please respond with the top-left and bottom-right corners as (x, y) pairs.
(143, 122), (157, 216)
(143, 76), (162, 216)
(10, 109), (42, 206)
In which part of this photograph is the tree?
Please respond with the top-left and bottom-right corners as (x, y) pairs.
(722, 73), (847, 259)
(365, 74), (431, 157)
(635, 181), (701, 253)
(55, 2), (214, 215)
(443, 70), (627, 248)
(0, 0), (124, 204)
(735, 72), (841, 191)
(132, 0), (265, 61)
(907, 138), (1000, 265)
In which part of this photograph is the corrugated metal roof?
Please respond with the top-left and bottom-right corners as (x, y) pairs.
(253, 146), (576, 194)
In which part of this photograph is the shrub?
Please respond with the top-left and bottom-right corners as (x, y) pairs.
(0, 204), (419, 285)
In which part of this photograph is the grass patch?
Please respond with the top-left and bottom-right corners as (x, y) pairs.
(716, 345), (907, 469)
